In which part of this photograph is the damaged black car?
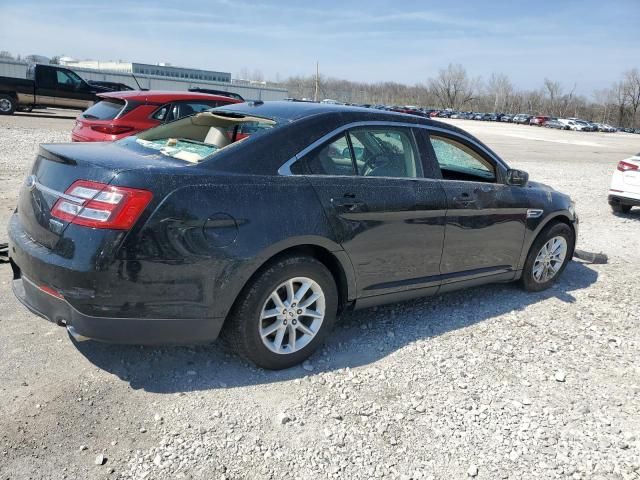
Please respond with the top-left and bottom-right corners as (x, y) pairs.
(8, 101), (578, 369)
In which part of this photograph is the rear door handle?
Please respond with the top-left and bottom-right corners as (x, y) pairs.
(332, 194), (367, 212)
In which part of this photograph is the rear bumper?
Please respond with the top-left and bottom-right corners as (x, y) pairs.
(12, 273), (224, 345)
(608, 193), (640, 207)
(8, 212), (225, 345)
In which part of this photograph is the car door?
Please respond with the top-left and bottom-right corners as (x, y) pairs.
(296, 125), (447, 298)
(53, 68), (94, 109)
(34, 65), (59, 107)
(424, 130), (529, 287)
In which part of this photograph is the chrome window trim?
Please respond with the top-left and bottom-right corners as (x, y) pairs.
(278, 120), (508, 177)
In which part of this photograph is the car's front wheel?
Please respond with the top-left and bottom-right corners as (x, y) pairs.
(521, 222), (575, 292)
(222, 255), (338, 369)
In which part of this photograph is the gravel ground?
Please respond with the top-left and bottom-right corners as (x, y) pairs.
(1, 111), (640, 480)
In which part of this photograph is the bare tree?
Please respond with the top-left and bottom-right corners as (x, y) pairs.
(624, 69), (640, 127)
(428, 64), (477, 109)
(0, 51), (14, 59)
(238, 67), (250, 80)
(486, 73), (513, 112)
(543, 78), (563, 115)
(251, 69), (265, 82)
(611, 81), (629, 127)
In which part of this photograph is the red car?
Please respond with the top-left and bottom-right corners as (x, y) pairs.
(529, 115), (550, 126)
(71, 90), (242, 142)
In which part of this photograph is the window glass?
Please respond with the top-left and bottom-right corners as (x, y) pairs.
(82, 99), (125, 120)
(152, 105), (169, 121)
(348, 127), (421, 178)
(56, 70), (82, 89)
(429, 135), (496, 182)
(306, 134), (356, 176)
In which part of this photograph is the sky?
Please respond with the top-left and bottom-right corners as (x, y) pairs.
(1, 0), (638, 96)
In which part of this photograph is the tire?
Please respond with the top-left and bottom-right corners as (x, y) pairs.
(520, 222), (575, 292)
(0, 94), (17, 115)
(221, 255), (338, 370)
(611, 203), (631, 214)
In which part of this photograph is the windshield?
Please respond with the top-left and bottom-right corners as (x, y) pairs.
(82, 99), (125, 120)
(122, 111), (277, 163)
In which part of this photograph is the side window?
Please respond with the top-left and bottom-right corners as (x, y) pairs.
(348, 127), (422, 178)
(429, 135), (496, 183)
(306, 134), (356, 176)
(56, 70), (82, 90)
(176, 102), (218, 118)
(152, 104), (169, 121)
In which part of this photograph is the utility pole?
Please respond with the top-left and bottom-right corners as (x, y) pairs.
(314, 61), (319, 102)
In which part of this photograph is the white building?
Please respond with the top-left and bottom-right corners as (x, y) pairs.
(60, 60), (231, 83)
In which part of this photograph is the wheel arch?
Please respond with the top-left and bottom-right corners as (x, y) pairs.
(223, 238), (356, 325)
(517, 211), (576, 270)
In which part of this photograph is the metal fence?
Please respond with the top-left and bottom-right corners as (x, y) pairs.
(0, 59), (288, 101)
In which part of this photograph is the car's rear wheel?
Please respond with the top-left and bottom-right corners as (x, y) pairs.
(521, 222), (574, 292)
(611, 203), (632, 214)
(0, 95), (17, 115)
(222, 255), (338, 370)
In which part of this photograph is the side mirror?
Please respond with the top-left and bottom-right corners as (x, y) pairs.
(506, 168), (529, 186)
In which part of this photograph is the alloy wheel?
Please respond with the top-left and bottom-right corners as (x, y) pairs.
(0, 98), (11, 113)
(259, 277), (325, 354)
(532, 236), (567, 283)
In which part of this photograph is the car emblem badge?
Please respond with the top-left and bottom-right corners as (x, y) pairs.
(26, 175), (37, 191)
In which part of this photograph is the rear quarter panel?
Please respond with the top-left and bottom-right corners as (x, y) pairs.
(113, 171), (344, 320)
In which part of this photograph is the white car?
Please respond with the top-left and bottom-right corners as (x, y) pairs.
(558, 119), (585, 131)
(609, 153), (640, 213)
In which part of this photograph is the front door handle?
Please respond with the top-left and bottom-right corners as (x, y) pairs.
(452, 193), (476, 208)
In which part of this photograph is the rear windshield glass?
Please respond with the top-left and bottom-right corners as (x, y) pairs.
(122, 112), (277, 164)
(82, 99), (125, 120)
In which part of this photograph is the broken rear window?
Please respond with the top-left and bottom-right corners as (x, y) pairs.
(123, 111), (277, 163)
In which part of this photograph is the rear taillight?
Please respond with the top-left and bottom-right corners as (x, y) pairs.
(51, 180), (152, 230)
(90, 125), (135, 135)
(617, 161), (639, 172)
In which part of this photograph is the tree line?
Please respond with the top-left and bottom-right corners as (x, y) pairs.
(3, 50), (638, 128)
(276, 64), (640, 128)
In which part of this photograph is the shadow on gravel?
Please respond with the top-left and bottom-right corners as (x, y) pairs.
(15, 111), (78, 120)
(73, 261), (598, 393)
(613, 209), (640, 221)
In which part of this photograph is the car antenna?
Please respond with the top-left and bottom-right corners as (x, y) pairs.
(131, 73), (143, 91)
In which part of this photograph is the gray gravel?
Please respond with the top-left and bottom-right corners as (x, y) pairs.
(1, 111), (640, 480)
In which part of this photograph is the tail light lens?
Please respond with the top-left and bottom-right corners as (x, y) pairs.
(617, 161), (639, 172)
(90, 125), (135, 135)
(51, 180), (152, 229)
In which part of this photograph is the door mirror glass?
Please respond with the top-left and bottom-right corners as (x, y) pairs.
(506, 168), (529, 186)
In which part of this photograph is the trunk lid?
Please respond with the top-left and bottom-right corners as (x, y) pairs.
(17, 142), (180, 249)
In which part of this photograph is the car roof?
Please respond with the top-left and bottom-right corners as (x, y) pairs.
(215, 101), (463, 129)
(97, 90), (241, 103)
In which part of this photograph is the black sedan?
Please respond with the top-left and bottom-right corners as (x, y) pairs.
(9, 102), (578, 369)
